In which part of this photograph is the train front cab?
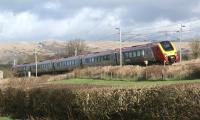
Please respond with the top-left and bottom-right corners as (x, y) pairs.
(158, 41), (178, 64)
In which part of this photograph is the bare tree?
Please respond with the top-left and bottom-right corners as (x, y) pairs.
(189, 38), (200, 59)
(65, 39), (88, 57)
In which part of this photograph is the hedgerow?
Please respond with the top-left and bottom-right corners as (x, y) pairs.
(0, 83), (200, 119)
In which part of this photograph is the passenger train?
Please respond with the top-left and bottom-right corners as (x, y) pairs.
(13, 41), (178, 76)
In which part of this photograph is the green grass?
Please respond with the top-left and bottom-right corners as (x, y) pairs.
(0, 117), (11, 120)
(52, 78), (200, 88)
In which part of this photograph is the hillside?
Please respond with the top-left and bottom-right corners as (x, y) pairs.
(0, 40), (190, 64)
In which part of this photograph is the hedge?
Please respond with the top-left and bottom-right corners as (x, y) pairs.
(0, 83), (200, 120)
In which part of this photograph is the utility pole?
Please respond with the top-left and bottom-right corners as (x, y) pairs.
(179, 24), (186, 63)
(13, 59), (16, 67)
(116, 27), (122, 67)
(75, 47), (78, 56)
(34, 49), (38, 77)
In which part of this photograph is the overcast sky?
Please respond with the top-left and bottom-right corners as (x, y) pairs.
(0, 0), (200, 42)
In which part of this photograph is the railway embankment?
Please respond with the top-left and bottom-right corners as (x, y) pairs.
(72, 60), (200, 81)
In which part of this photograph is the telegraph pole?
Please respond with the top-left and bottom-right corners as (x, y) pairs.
(34, 49), (38, 77)
(179, 24), (185, 63)
(116, 27), (122, 66)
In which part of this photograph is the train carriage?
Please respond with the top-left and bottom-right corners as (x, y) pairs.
(13, 64), (31, 76)
(120, 41), (178, 65)
(82, 50), (117, 67)
(30, 60), (54, 75)
(53, 56), (82, 72)
(151, 41), (178, 64)
(119, 44), (156, 65)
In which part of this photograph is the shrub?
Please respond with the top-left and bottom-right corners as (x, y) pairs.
(0, 83), (200, 119)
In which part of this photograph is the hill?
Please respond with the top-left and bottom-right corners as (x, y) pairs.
(0, 40), (190, 64)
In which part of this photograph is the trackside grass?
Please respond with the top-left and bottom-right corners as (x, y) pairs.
(0, 117), (11, 120)
(52, 78), (200, 87)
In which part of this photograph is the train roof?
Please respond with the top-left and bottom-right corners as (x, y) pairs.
(114, 41), (161, 52)
(53, 55), (81, 62)
(83, 50), (115, 58)
(14, 64), (32, 68)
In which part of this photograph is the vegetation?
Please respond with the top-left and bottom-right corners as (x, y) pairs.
(65, 39), (88, 57)
(72, 62), (200, 81)
(0, 64), (14, 78)
(189, 38), (200, 59)
(0, 117), (11, 120)
(0, 83), (200, 119)
(52, 78), (200, 87)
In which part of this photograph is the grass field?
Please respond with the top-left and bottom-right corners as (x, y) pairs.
(0, 117), (11, 120)
(52, 78), (200, 88)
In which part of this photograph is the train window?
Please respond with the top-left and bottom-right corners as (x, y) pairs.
(100, 56), (102, 61)
(129, 52), (132, 58)
(92, 58), (94, 63)
(96, 57), (99, 62)
(124, 52), (129, 58)
(137, 50), (141, 57)
(103, 56), (107, 60)
(85, 58), (90, 63)
(160, 41), (174, 51)
(141, 50), (144, 56)
(107, 55), (111, 60)
(133, 51), (136, 57)
(94, 57), (97, 62)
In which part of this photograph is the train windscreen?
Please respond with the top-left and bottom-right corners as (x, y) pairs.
(160, 41), (174, 51)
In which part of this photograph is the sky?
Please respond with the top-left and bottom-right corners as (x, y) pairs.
(0, 0), (200, 42)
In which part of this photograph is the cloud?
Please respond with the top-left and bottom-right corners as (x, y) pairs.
(43, 1), (61, 10)
(0, 8), (122, 41)
(0, 0), (200, 41)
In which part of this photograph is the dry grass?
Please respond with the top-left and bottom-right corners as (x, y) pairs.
(73, 59), (200, 81)
(0, 76), (49, 90)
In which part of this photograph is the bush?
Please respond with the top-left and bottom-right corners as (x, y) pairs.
(0, 83), (200, 119)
